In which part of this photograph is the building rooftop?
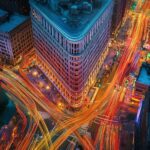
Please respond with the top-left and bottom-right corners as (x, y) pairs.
(0, 9), (8, 18)
(0, 10), (29, 33)
(30, 0), (112, 41)
(137, 63), (150, 86)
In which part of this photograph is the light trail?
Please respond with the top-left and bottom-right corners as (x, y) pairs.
(44, 2), (149, 149)
(0, 0), (149, 149)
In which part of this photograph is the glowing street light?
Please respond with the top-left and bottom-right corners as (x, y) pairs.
(38, 81), (44, 88)
(45, 85), (50, 90)
(57, 102), (64, 110)
(32, 70), (38, 77)
(58, 103), (62, 107)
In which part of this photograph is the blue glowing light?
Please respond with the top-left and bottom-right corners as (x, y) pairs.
(136, 100), (143, 123)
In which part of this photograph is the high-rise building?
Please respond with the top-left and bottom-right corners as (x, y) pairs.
(0, 9), (33, 64)
(30, 0), (114, 108)
(112, 0), (127, 32)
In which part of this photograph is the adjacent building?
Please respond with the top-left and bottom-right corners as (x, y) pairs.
(0, 0), (30, 15)
(112, 0), (127, 32)
(132, 63), (150, 149)
(135, 88), (150, 150)
(0, 9), (33, 64)
(135, 63), (150, 99)
(30, 0), (114, 108)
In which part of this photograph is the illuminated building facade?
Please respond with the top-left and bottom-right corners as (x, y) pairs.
(30, 0), (114, 108)
(0, 9), (33, 64)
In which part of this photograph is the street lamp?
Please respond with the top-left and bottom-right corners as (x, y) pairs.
(38, 81), (44, 88)
(32, 70), (38, 77)
(45, 85), (50, 90)
(57, 102), (64, 110)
